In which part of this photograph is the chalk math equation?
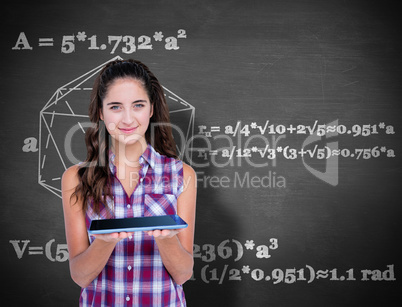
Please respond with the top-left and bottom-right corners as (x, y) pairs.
(9, 239), (68, 262)
(193, 238), (278, 263)
(190, 238), (396, 284)
(195, 264), (396, 284)
(9, 239), (396, 284)
(198, 121), (395, 138)
(193, 120), (396, 161)
(9, 237), (277, 263)
(195, 145), (395, 160)
(11, 30), (187, 54)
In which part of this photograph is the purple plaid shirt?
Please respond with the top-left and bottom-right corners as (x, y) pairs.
(81, 144), (186, 306)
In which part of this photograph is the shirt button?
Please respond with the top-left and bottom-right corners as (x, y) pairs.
(128, 265), (132, 271)
(126, 296), (130, 301)
(127, 204), (131, 209)
(140, 178), (144, 182)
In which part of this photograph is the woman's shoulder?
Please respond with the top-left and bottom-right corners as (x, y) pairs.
(181, 162), (196, 192)
(181, 162), (196, 179)
(62, 164), (81, 190)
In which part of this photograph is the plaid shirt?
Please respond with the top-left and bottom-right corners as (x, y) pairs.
(81, 144), (186, 306)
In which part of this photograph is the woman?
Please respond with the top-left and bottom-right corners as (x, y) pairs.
(62, 59), (196, 306)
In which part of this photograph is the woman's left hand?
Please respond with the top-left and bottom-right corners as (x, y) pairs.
(145, 229), (183, 239)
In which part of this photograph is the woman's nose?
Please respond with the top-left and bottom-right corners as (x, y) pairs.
(122, 109), (136, 125)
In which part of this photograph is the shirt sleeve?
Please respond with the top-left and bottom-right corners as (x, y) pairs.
(175, 159), (184, 198)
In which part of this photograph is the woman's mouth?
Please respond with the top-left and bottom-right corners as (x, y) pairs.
(118, 126), (138, 134)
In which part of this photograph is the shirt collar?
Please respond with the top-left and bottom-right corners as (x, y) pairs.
(141, 143), (157, 170)
(108, 143), (156, 174)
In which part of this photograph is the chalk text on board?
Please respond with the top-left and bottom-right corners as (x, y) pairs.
(192, 238), (278, 264)
(199, 120), (395, 137)
(193, 119), (397, 187)
(194, 264), (396, 284)
(9, 239), (68, 262)
(12, 30), (187, 53)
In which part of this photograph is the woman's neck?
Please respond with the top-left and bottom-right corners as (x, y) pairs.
(111, 137), (148, 168)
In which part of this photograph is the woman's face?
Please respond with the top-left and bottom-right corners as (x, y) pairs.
(100, 78), (153, 146)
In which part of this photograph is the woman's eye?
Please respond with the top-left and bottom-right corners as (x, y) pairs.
(134, 104), (144, 109)
(110, 105), (120, 110)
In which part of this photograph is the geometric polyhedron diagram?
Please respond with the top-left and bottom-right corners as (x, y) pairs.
(38, 56), (195, 198)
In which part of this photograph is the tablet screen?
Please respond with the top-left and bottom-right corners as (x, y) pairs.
(89, 215), (187, 234)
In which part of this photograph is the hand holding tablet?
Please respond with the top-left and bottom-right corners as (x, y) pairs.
(89, 214), (188, 235)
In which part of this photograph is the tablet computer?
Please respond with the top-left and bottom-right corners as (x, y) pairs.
(88, 214), (188, 235)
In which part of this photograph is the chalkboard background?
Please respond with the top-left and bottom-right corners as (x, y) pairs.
(1, 0), (401, 306)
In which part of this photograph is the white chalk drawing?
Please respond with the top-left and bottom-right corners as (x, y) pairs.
(301, 119), (339, 186)
(38, 56), (195, 198)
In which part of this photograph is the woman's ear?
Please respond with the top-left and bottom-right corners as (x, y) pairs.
(99, 109), (104, 121)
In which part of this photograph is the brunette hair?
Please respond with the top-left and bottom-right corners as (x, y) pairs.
(72, 59), (178, 213)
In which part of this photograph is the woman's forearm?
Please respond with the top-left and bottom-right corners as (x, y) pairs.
(69, 239), (117, 288)
(154, 235), (194, 285)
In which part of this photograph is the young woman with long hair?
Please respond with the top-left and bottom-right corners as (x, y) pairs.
(62, 59), (196, 306)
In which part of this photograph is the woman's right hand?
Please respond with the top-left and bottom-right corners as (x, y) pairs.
(93, 232), (134, 243)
